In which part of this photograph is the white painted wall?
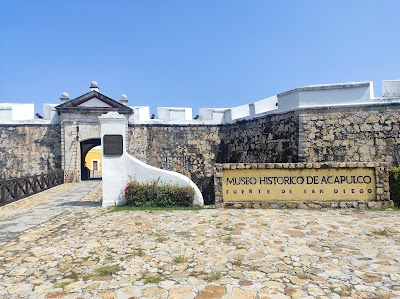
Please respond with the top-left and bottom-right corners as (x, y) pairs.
(78, 98), (112, 107)
(158, 107), (192, 121)
(0, 103), (34, 120)
(4, 80), (400, 125)
(383, 80), (400, 97)
(276, 91), (299, 113)
(198, 108), (214, 120)
(199, 108), (232, 123)
(43, 104), (60, 123)
(0, 106), (12, 122)
(252, 95), (278, 115)
(99, 112), (128, 206)
(124, 153), (204, 206)
(128, 106), (150, 122)
(298, 84), (372, 107)
(230, 104), (251, 120)
(99, 111), (204, 207)
(276, 82), (374, 113)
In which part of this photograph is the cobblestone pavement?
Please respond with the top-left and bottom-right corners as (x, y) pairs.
(0, 182), (399, 299)
(0, 181), (102, 245)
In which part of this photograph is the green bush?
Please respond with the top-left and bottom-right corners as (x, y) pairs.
(388, 167), (400, 207)
(124, 179), (195, 207)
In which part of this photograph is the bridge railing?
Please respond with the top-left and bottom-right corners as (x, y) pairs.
(0, 170), (64, 206)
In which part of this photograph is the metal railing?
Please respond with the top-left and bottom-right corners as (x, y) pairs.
(0, 170), (64, 206)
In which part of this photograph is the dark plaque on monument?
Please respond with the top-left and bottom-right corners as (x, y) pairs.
(103, 135), (123, 156)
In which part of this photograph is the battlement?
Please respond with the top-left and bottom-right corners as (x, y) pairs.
(1, 80), (400, 125)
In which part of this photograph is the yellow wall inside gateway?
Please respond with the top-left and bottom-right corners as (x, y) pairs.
(85, 149), (102, 170)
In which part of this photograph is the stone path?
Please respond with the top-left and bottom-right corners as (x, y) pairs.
(0, 181), (102, 245)
(0, 183), (399, 299)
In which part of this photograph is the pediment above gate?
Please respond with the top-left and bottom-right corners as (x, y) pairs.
(77, 97), (113, 108)
(56, 90), (132, 115)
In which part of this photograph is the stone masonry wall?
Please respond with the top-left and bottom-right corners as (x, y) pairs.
(127, 111), (299, 204)
(127, 126), (149, 163)
(1, 104), (400, 205)
(0, 124), (61, 179)
(221, 111), (299, 164)
(127, 124), (224, 205)
(299, 104), (400, 166)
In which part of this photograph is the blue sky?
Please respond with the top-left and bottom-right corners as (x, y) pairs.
(1, 0), (399, 115)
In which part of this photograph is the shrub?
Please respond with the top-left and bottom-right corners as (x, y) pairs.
(388, 167), (400, 207)
(124, 179), (195, 207)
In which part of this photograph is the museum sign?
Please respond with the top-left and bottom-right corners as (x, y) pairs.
(222, 168), (376, 201)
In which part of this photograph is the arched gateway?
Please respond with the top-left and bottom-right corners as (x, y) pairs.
(56, 82), (132, 183)
(80, 138), (101, 180)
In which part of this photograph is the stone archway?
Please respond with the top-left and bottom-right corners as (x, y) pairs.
(80, 139), (101, 180)
(56, 82), (132, 183)
(61, 121), (102, 183)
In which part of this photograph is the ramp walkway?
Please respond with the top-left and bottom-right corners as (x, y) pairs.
(0, 181), (102, 245)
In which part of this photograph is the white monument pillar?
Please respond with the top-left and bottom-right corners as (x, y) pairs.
(99, 111), (204, 207)
(99, 112), (127, 207)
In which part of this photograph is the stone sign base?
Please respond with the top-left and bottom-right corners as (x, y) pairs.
(214, 162), (392, 209)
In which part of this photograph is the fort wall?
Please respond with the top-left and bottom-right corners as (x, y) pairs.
(1, 80), (400, 204)
(298, 103), (400, 166)
(0, 124), (61, 179)
(127, 124), (223, 204)
(221, 111), (299, 164)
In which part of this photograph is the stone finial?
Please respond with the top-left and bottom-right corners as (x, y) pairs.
(120, 94), (128, 105)
(60, 92), (70, 104)
(90, 81), (99, 92)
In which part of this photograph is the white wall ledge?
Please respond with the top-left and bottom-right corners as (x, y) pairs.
(383, 80), (400, 97)
(278, 81), (372, 96)
(2, 80), (399, 125)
